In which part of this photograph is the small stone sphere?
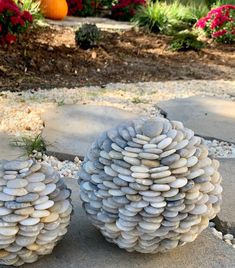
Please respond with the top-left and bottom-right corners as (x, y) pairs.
(0, 159), (72, 266)
(78, 117), (222, 253)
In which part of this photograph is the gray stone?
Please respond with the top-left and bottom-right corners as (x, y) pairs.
(161, 154), (180, 166)
(3, 187), (28, 196)
(215, 159), (235, 234)
(16, 193), (39, 203)
(20, 217), (40, 226)
(142, 120), (163, 138)
(27, 172), (46, 182)
(4, 160), (30, 171)
(157, 96), (235, 142)
(26, 182), (46, 193)
(6, 179), (28, 189)
(157, 138), (172, 150)
(5, 201), (31, 209)
(42, 105), (139, 158)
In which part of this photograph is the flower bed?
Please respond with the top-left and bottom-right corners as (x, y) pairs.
(0, 0), (33, 46)
(196, 4), (235, 43)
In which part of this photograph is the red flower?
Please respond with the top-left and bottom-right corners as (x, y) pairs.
(10, 16), (21, 26)
(22, 10), (33, 23)
(5, 33), (17, 44)
(0, 0), (33, 46)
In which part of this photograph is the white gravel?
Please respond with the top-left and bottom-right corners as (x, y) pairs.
(209, 222), (235, 249)
(205, 139), (235, 158)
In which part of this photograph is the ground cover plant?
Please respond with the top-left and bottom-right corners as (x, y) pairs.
(169, 31), (204, 51)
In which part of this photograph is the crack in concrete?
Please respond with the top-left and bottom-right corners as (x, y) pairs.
(213, 216), (235, 236)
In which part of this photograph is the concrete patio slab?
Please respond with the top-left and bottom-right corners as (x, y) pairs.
(9, 178), (235, 268)
(42, 105), (139, 159)
(216, 159), (235, 234)
(157, 96), (235, 143)
(0, 132), (24, 160)
(45, 16), (133, 31)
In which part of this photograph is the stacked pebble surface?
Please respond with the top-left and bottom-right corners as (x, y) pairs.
(0, 159), (72, 266)
(78, 117), (222, 253)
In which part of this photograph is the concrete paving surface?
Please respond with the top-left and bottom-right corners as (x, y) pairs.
(8, 178), (234, 268)
(42, 105), (139, 158)
(157, 96), (235, 143)
(45, 16), (133, 31)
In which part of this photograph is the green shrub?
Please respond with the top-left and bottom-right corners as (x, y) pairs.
(132, 1), (171, 33)
(133, 0), (209, 34)
(75, 24), (101, 49)
(14, 0), (43, 21)
(169, 31), (204, 51)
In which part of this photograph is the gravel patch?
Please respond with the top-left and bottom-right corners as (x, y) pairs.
(40, 154), (81, 179)
(205, 139), (235, 158)
(209, 222), (235, 249)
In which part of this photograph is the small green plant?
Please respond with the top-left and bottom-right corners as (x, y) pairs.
(57, 99), (65, 106)
(131, 97), (149, 104)
(132, 1), (170, 33)
(11, 134), (48, 157)
(75, 24), (101, 49)
(169, 31), (204, 51)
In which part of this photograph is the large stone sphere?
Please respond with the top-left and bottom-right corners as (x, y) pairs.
(0, 159), (72, 266)
(78, 117), (222, 253)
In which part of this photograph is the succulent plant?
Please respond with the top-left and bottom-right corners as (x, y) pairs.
(75, 24), (101, 49)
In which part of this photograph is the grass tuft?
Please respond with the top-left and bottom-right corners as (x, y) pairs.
(11, 134), (48, 157)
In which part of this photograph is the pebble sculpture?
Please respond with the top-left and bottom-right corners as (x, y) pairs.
(0, 159), (72, 266)
(78, 117), (222, 253)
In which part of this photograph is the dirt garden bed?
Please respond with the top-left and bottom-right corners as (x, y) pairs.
(0, 25), (234, 91)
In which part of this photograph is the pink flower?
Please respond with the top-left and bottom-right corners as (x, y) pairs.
(212, 29), (227, 38)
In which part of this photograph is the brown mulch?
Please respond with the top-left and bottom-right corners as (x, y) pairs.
(0, 26), (234, 91)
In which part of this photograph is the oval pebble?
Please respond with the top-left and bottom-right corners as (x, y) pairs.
(3, 187), (28, 197)
(130, 166), (149, 173)
(170, 178), (188, 188)
(157, 138), (172, 149)
(6, 179), (28, 189)
(26, 182), (46, 193)
(20, 218), (40, 226)
(150, 184), (170, 192)
(35, 200), (54, 210)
